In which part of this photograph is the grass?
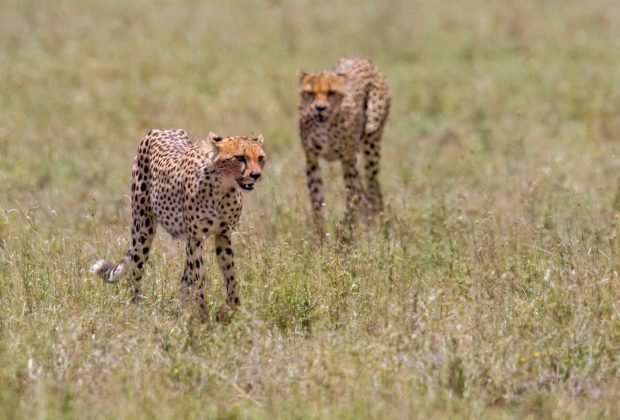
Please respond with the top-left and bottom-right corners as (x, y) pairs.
(1, 0), (620, 417)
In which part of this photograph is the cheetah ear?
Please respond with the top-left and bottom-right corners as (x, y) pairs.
(208, 132), (223, 144)
(298, 70), (307, 84)
(208, 132), (223, 161)
(254, 134), (264, 145)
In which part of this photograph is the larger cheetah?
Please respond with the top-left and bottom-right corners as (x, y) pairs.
(91, 129), (266, 320)
(298, 58), (390, 238)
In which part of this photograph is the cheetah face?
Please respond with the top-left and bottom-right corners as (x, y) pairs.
(299, 71), (346, 124)
(209, 132), (266, 192)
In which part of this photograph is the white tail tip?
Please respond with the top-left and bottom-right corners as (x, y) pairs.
(90, 259), (106, 275)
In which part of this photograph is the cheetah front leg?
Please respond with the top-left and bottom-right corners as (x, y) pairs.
(214, 227), (238, 322)
(305, 153), (326, 238)
(340, 158), (365, 239)
(91, 162), (158, 302)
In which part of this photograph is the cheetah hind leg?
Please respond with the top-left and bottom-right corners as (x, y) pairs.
(91, 212), (157, 303)
(362, 129), (384, 220)
(180, 238), (209, 321)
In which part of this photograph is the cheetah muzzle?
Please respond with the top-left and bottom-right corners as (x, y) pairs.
(315, 113), (329, 123)
(236, 178), (256, 191)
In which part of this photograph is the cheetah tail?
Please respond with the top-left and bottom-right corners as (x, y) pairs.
(90, 258), (128, 283)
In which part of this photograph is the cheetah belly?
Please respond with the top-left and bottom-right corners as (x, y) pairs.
(150, 176), (187, 239)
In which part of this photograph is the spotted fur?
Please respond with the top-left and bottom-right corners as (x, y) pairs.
(91, 129), (266, 320)
(298, 58), (390, 237)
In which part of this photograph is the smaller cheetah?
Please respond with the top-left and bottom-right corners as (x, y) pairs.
(91, 129), (266, 320)
(298, 57), (390, 237)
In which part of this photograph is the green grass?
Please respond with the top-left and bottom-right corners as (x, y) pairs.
(2, 0), (620, 418)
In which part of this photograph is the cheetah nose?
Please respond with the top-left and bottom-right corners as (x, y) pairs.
(314, 103), (327, 111)
(250, 172), (261, 180)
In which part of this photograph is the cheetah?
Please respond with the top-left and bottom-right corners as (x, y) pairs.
(91, 129), (266, 320)
(298, 57), (390, 238)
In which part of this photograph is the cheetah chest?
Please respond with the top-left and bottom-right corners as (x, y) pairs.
(307, 120), (348, 162)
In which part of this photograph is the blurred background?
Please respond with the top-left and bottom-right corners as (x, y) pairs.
(2, 0), (618, 231)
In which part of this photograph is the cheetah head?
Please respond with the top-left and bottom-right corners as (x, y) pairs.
(209, 132), (266, 192)
(299, 71), (346, 124)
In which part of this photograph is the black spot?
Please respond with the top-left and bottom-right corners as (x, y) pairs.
(133, 254), (139, 262)
(137, 262), (144, 269)
(225, 248), (233, 256)
(216, 247), (222, 255)
(140, 183), (146, 191)
(143, 247), (149, 254)
(234, 297), (239, 304)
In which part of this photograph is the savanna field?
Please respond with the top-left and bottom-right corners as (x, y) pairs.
(1, 0), (620, 418)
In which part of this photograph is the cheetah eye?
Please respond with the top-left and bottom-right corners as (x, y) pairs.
(258, 155), (265, 162)
(327, 90), (336, 97)
(302, 91), (314, 100)
(234, 155), (246, 163)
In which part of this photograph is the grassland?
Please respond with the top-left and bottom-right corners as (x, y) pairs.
(1, 0), (620, 418)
